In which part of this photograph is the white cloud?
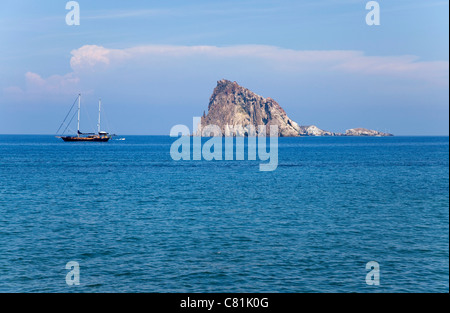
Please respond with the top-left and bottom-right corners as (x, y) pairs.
(332, 54), (448, 80)
(4, 72), (80, 99)
(25, 72), (80, 94)
(5, 44), (449, 99)
(69, 44), (449, 84)
(3, 86), (24, 96)
(70, 45), (121, 72)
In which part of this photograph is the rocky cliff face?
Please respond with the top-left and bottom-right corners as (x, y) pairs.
(197, 79), (301, 137)
(196, 79), (393, 137)
(299, 125), (336, 136)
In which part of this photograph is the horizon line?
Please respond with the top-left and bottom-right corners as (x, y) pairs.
(0, 134), (449, 137)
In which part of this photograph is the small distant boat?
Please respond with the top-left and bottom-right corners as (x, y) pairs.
(56, 94), (114, 142)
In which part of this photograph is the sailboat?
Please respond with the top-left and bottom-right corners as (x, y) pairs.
(57, 94), (114, 142)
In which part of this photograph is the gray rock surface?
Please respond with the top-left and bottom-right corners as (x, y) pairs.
(197, 79), (301, 137)
(345, 128), (393, 137)
(196, 79), (393, 137)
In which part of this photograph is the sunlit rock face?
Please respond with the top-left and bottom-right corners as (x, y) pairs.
(195, 79), (393, 137)
(197, 79), (301, 137)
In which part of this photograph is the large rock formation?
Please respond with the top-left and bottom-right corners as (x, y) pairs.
(196, 79), (393, 137)
(197, 79), (301, 137)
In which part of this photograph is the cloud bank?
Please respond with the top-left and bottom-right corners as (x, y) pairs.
(5, 44), (448, 99)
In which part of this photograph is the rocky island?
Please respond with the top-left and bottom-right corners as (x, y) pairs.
(196, 79), (393, 137)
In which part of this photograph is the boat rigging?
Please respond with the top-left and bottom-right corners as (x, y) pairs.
(56, 94), (115, 142)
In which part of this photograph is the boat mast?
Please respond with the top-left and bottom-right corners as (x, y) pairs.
(97, 98), (102, 134)
(77, 93), (81, 137)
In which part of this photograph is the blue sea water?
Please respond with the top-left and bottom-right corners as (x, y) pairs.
(0, 135), (448, 293)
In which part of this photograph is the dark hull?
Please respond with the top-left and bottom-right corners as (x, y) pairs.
(61, 136), (110, 142)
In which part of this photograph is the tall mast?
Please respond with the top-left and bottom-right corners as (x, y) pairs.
(97, 98), (102, 134)
(77, 93), (81, 137)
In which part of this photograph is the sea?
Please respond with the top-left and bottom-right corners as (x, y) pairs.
(0, 135), (448, 293)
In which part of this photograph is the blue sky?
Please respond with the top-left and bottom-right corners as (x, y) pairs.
(0, 0), (448, 135)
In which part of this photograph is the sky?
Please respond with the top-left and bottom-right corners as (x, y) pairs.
(0, 0), (448, 135)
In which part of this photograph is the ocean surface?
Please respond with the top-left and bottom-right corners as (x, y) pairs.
(0, 135), (448, 293)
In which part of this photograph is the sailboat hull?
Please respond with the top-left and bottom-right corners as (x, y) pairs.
(61, 136), (111, 142)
